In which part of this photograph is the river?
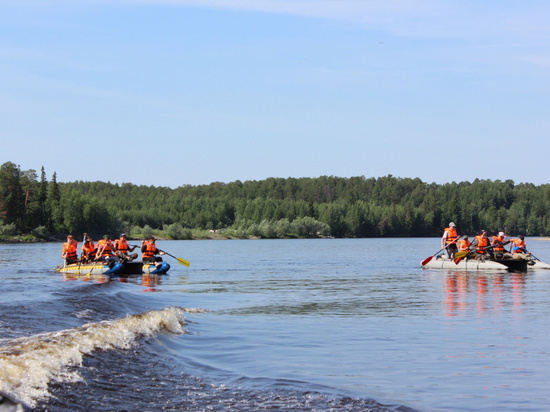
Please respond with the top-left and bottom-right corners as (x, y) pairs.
(1, 238), (550, 411)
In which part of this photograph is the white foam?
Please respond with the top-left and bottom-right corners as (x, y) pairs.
(0, 306), (203, 407)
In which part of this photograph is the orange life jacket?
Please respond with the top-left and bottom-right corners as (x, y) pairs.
(511, 238), (526, 253)
(115, 239), (129, 253)
(458, 239), (470, 252)
(62, 242), (78, 260)
(492, 236), (505, 252)
(444, 227), (458, 245)
(142, 241), (157, 259)
(81, 241), (96, 258)
(475, 235), (489, 254)
(96, 239), (114, 257)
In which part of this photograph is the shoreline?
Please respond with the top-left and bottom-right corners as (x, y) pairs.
(2, 235), (548, 243)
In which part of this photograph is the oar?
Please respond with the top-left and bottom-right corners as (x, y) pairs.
(76, 234), (85, 275)
(159, 250), (190, 267)
(421, 236), (461, 266)
(62, 236), (70, 269)
(455, 250), (469, 259)
(455, 243), (498, 265)
(86, 260), (99, 278)
(85, 242), (107, 278)
(454, 250), (470, 265)
(130, 244), (190, 267)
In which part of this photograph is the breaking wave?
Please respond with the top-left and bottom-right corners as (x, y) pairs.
(0, 306), (205, 407)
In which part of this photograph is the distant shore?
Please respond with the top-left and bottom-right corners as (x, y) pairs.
(0, 233), (268, 243)
(2, 235), (548, 243)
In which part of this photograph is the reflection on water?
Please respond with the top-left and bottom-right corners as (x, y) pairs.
(443, 272), (526, 317)
(62, 273), (164, 292)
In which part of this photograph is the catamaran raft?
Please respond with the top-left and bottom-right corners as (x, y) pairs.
(421, 254), (550, 271)
(54, 260), (171, 276)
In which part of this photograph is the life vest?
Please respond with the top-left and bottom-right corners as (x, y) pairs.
(115, 239), (129, 254)
(444, 227), (458, 245)
(458, 239), (470, 252)
(81, 241), (96, 258)
(63, 242), (78, 260)
(142, 241), (157, 259)
(475, 235), (489, 254)
(511, 238), (526, 253)
(96, 239), (114, 257)
(492, 236), (505, 252)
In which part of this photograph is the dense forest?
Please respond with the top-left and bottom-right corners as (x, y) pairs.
(1, 161), (549, 240)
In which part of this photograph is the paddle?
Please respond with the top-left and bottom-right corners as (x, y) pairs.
(455, 250), (469, 259)
(158, 250), (190, 267)
(421, 236), (460, 266)
(86, 260), (99, 278)
(75, 235), (85, 275)
(131, 245), (190, 267)
(62, 236), (70, 269)
(455, 243), (498, 265)
(453, 250), (470, 265)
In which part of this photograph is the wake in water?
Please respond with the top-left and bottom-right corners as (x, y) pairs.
(0, 306), (206, 408)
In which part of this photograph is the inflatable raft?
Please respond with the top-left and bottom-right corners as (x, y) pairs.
(529, 259), (550, 270)
(422, 255), (509, 271)
(422, 254), (550, 271)
(120, 261), (171, 275)
(54, 261), (124, 276)
(55, 261), (170, 276)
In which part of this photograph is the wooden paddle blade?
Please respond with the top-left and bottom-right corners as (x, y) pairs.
(454, 257), (463, 265)
(421, 256), (434, 266)
(177, 257), (190, 267)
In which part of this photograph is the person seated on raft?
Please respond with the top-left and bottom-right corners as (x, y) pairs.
(80, 233), (96, 263)
(457, 235), (473, 258)
(141, 236), (166, 268)
(114, 233), (138, 263)
(510, 235), (531, 259)
(470, 230), (491, 260)
(96, 235), (119, 264)
(492, 231), (512, 259)
(61, 235), (79, 264)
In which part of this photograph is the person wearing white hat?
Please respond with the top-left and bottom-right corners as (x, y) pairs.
(441, 222), (459, 258)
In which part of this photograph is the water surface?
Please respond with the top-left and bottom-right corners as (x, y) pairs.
(1, 238), (550, 411)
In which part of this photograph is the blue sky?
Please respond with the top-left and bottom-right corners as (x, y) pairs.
(1, 1), (549, 188)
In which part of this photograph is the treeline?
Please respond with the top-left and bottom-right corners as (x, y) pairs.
(1, 161), (550, 240)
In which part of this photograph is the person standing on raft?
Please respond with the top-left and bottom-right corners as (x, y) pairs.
(441, 222), (459, 259)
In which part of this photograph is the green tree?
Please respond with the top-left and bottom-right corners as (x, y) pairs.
(0, 162), (24, 229)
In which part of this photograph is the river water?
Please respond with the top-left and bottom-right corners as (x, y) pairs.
(1, 238), (550, 411)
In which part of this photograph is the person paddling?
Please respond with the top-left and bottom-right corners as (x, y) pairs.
(81, 233), (96, 263)
(457, 235), (471, 257)
(471, 230), (490, 260)
(141, 236), (166, 268)
(61, 235), (79, 264)
(96, 235), (116, 261)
